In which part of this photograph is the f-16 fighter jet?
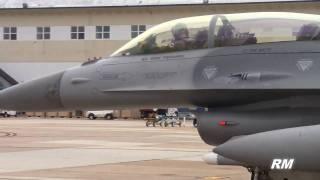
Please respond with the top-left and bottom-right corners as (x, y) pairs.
(2, 12), (320, 180)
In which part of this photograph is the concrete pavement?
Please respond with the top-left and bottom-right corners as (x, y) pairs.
(0, 118), (250, 180)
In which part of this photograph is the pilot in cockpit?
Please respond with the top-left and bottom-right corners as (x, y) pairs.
(215, 23), (235, 47)
(297, 23), (320, 41)
(171, 23), (191, 50)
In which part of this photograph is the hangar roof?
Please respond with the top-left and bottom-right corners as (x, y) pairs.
(0, 0), (311, 9)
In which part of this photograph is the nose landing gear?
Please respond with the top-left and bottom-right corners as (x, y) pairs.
(249, 167), (271, 180)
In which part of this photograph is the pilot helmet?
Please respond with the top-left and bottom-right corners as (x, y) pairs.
(172, 23), (189, 40)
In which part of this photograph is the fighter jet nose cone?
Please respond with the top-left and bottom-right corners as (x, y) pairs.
(213, 137), (250, 162)
(213, 141), (234, 156)
(212, 145), (224, 155)
(203, 152), (218, 165)
(0, 72), (65, 111)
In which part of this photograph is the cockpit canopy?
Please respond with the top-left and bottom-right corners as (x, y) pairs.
(111, 12), (320, 57)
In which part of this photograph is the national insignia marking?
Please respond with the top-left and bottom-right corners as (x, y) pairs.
(297, 60), (313, 72)
(202, 66), (218, 80)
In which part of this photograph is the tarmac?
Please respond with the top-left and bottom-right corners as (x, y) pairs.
(0, 118), (250, 180)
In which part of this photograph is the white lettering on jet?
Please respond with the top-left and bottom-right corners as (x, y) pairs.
(271, 159), (295, 170)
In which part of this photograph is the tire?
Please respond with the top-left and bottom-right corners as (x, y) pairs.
(146, 122), (149, 127)
(4, 112), (8, 118)
(88, 114), (96, 120)
(105, 114), (114, 120)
